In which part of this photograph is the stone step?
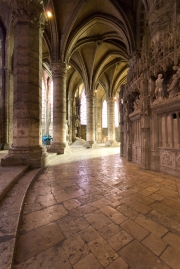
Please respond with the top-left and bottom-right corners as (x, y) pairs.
(0, 166), (29, 202)
(0, 168), (42, 269)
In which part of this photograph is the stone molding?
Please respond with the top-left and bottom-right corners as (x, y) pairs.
(151, 95), (180, 113)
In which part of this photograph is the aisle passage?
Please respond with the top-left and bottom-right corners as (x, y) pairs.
(14, 147), (180, 269)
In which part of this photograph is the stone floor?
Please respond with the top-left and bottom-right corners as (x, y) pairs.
(13, 146), (180, 269)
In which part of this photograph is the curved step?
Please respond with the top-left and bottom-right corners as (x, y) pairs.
(0, 168), (42, 269)
(0, 166), (29, 202)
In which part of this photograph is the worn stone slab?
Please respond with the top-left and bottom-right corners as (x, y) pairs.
(99, 223), (121, 240)
(0, 239), (15, 269)
(121, 219), (149, 241)
(73, 253), (103, 269)
(133, 203), (152, 214)
(147, 209), (180, 234)
(107, 230), (133, 251)
(90, 198), (111, 209)
(135, 214), (168, 238)
(85, 210), (112, 230)
(78, 226), (99, 244)
(160, 246), (180, 269)
(62, 234), (90, 265)
(57, 216), (80, 237)
(119, 240), (171, 269)
(21, 204), (68, 232)
(35, 194), (57, 207)
(15, 222), (65, 263)
(63, 199), (81, 210)
(150, 201), (180, 222)
(162, 232), (180, 251)
(105, 257), (128, 269)
(100, 205), (127, 224)
(88, 237), (118, 267)
(117, 204), (139, 220)
(74, 217), (90, 230)
(142, 233), (167, 256)
(14, 245), (72, 269)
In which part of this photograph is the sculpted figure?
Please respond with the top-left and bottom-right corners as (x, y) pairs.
(168, 66), (180, 98)
(133, 96), (141, 111)
(155, 74), (164, 99)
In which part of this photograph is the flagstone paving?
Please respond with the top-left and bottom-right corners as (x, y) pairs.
(13, 147), (180, 269)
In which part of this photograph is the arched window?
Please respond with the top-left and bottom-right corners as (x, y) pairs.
(102, 100), (107, 128)
(80, 90), (86, 125)
(114, 101), (119, 127)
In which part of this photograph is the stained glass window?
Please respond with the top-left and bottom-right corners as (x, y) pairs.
(102, 100), (107, 128)
(80, 90), (87, 125)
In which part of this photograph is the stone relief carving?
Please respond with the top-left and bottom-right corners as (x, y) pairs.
(160, 151), (173, 166)
(176, 154), (180, 167)
(167, 66), (180, 98)
(120, 2), (180, 176)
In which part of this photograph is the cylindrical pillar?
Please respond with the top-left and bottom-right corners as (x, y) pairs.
(4, 68), (13, 149)
(68, 97), (73, 143)
(48, 62), (67, 154)
(95, 101), (102, 143)
(2, 0), (43, 167)
(106, 97), (117, 146)
(85, 90), (95, 147)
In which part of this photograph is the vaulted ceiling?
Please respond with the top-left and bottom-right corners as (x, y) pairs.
(42, 0), (147, 101)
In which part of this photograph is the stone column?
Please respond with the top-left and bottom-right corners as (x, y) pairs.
(47, 62), (68, 154)
(85, 90), (95, 147)
(95, 101), (102, 143)
(4, 68), (13, 149)
(68, 97), (73, 144)
(106, 97), (118, 147)
(1, 0), (44, 168)
(0, 36), (5, 147)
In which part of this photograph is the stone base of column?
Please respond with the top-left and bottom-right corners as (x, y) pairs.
(47, 142), (71, 154)
(3, 143), (11, 150)
(1, 146), (43, 168)
(83, 141), (94, 148)
(105, 140), (120, 147)
(92, 141), (99, 149)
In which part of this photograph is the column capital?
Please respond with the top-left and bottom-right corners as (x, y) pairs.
(51, 62), (67, 78)
(11, 0), (45, 27)
(85, 90), (95, 99)
(107, 97), (115, 103)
